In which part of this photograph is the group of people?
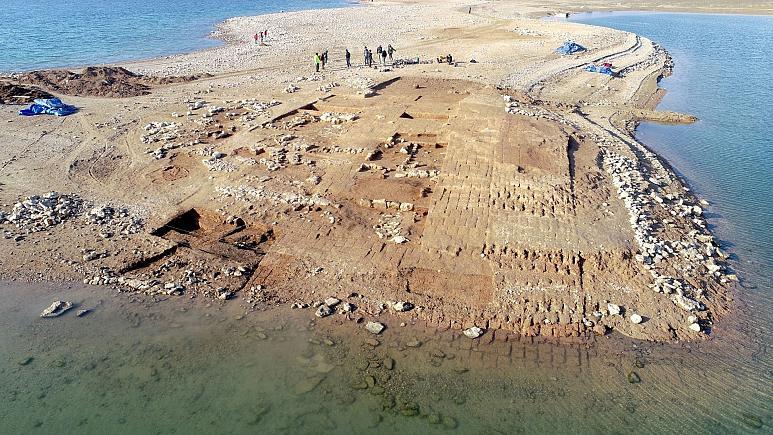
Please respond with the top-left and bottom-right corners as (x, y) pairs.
(313, 49), (330, 72)
(364, 44), (396, 67)
(253, 30), (269, 45)
(313, 44), (396, 72)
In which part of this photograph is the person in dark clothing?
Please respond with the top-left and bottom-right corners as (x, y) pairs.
(376, 45), (383, 58)
(387, 44), (395, 61)
(380, 49), (387, 65)
(367, 49), (373, 67)
(323, 49), (329, 65)
(320, 50), (326, 69)
(446, 53), (453, 64)
(345, 49), (351, 67)
(364, 46), (369, 66)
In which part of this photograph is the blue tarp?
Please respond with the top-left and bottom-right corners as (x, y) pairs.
(19, 98), (78, 116)
(556, 41), (586, 55)
(584, 64), (615, 76)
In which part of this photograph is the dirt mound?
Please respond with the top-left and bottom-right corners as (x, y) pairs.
(0, 82), (54, 104)
(18, 66), (209, 98)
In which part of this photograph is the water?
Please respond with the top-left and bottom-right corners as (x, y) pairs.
(571, 12), (773, 289)
(1, 11), (772, 435)
(1, 282), (769, 434)
(0, 0), (349, 73)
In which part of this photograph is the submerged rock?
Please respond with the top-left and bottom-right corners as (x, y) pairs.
(442, 416), (459, 429)
(383, 357), (395, 370)
(627, 371), (641, 384)
(740, 412), (764, 429)
(40, 301), (73, 318)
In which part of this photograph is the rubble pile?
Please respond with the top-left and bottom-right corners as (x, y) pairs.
(373, 213), (409, 243)
(618, 42), (670, 77)
(0, 192), (83, 232)
(85, 205), (145, 236)
(319, 112), (358, 125)
(503, 95), (565, 124)
(600, 147), (718, 313)
(217, 185), (333, 209)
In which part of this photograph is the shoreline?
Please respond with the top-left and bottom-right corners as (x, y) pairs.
(0, 0), (745, 344)
(5, 3), (770, 76)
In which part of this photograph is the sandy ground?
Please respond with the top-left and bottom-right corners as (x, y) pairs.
(0, 0), (751, 343)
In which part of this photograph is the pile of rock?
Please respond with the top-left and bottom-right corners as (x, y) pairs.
(373, 213), (408, 243)
(141, 121), (179, 144)
(0, 192), (83, 232)
(618, 42), (669, 77)
(598, 142), (716, 313)
(319, 112), (358, 125)
(503, 95), (565, 124)
(85, 205), (144, 236)
(394, 168), (440, 179)
(202, 156), (237, 172)
(359, 198), (414, 212)
(216, 185), (332, 210)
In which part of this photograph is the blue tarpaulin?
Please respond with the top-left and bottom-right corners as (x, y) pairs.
(19, 98), (78, 116)
(556, 40), (586, 55)
(584, 64), (615, 76)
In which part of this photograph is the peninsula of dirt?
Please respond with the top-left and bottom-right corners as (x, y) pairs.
(0, 0), (743, 343)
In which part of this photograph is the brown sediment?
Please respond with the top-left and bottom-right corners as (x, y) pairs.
(0, 82), (54, 104)
(14, 66), (210, 98)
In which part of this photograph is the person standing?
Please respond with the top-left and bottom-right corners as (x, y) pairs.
(314, 53), (321, 72)
(323, 49), (329, 67)
(363, 46), (369, 66)
(345, 49), (351, 68)
(376, 45), (383, 59)
(254, 33), (259, 45)
(387, 44), (395, 61)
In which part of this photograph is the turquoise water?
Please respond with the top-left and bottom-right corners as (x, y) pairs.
(572, 12), (773, 291)
(0, 0), (348, 73)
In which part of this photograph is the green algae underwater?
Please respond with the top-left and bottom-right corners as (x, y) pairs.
(0, 281), (769, 434)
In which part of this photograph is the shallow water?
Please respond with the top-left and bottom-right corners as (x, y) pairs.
(1, 0), (349, 73)
(0, 283), (770, 434)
